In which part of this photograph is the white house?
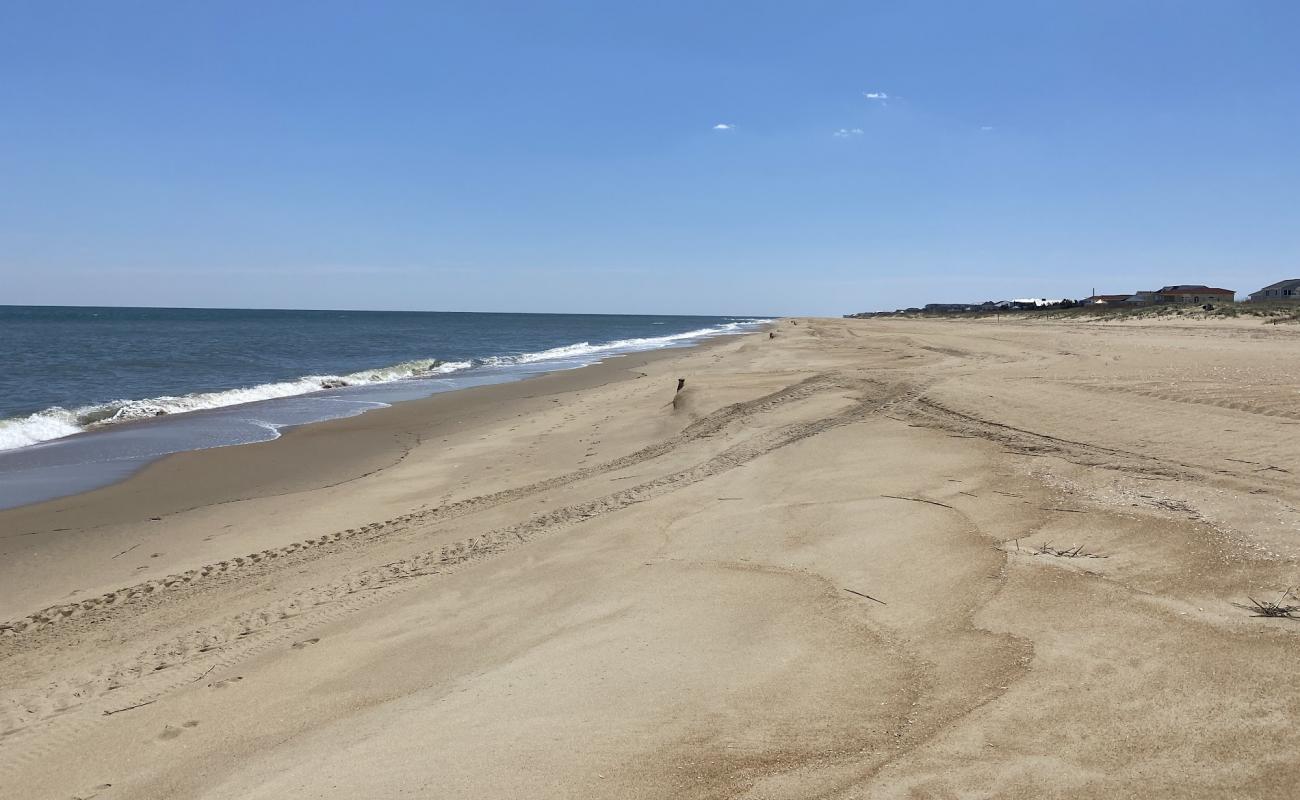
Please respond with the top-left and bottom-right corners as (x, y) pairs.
(1249, 279), (1300, 302)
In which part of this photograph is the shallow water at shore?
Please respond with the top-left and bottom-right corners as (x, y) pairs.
(0, 309), (768, 509)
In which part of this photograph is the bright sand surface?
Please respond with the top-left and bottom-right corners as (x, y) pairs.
(2, 317), (1298, 799)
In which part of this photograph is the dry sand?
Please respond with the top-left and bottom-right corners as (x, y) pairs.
(2, 317), (1298, 799)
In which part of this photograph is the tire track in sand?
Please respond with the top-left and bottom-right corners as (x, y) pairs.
(0, 375), (911, 777)
(0, 374), (841, 643)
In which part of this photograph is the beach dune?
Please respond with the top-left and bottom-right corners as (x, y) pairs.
(2, 317), (1298, 799)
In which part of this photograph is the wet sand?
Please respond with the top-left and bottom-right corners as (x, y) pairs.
(2, 318), (1298, 799)
(0, 345), (711, 618)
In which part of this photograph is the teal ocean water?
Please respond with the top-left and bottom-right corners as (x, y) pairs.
(0, 307), (767, 508)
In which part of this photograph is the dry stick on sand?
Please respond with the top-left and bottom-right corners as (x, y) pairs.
(1033, 543), (1107, 559)
(111, 544), (140, 559)
(844, 588), (887, 605)
(379, 571), (440, 583)
(881, 494), (955, 510)
(103, 699), (157, 716)
(191, 665), (216, 684)
(1236, 588), (1300, 619)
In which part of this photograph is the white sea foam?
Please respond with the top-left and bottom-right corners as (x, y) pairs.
(0, 320), (768, 452)
(0, 358), (471, 452)
(0, 409), (84, 450)
(486, 322), (764, 366)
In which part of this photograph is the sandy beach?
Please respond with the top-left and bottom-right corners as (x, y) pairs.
(2, 317), (1298, 799)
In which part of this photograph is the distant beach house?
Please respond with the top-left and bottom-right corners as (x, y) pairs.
(1152, 285), (1235, 304)
(1126, 286), (1234, 305)
(1248, 279), (1300, 302)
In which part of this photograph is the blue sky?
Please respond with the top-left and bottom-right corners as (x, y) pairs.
(2, 1), (1297, 315)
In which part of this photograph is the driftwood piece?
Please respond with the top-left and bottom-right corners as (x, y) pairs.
(1236, 588), (1299, 619)
(881, 494), (955, 510)
(844, 588), (887, 605)
(103, 699), (157, 716)
(1031, 543), (1107, 559)
(192, 665), (216, 684)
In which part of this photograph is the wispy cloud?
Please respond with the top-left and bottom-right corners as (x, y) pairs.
(980, 125), (995, 132)
(833, 128), (864, 138)
(712, 123), (735, 130)
(863, 91), (889, 101)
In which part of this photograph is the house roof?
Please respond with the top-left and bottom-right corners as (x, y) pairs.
(1086, 294), (1129, 302)
(1156, 286), (1234, 295)
(1253, 279), (1300, 292)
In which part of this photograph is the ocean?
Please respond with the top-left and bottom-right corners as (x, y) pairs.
(0, 307), (768, 509)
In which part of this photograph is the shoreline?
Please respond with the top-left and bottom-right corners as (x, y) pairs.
(0, 327), (759, 515)
(0, 335), (739, 617)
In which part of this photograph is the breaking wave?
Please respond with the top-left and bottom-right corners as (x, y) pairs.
(0, 319), (769, 452)
(477, 322), (763, 367)
(0, 359), (471, 452)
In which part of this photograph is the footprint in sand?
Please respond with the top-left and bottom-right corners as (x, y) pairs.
(209, 676), (243, 689)
(291, 638), (320, 649)
(157, 721), (198, 740)
(71, 784), (113, 800)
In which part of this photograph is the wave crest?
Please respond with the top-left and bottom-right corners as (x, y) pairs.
(479, 322), (758, 367)
(0, 358), (469, 452)
(0, 320), (769, 452)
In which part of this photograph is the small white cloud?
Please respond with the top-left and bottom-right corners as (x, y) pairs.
(863, 91), (889, 100)
(980, 125), (995, 132)
(833, 128), (865, 138)
(712, 123), (735, 130)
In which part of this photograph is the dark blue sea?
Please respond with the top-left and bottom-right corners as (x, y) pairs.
(0, 307), (768, 509)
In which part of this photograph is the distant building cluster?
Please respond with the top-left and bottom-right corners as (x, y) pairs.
(846, 280), (1300, 318)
